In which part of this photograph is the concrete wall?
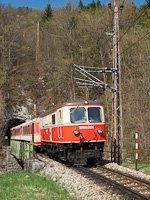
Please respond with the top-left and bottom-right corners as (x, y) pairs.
(3, 146), (45, 173)
(3, 146), (22, 173)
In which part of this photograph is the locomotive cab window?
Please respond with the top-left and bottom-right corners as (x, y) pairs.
(52, 114), (55, 125)
(88, 107), (102, 122)
(70, 107), (86, 123)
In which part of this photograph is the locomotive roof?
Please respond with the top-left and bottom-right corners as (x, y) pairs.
(40, 100), (103, 117)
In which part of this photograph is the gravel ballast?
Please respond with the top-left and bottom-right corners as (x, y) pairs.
(105, 162), (150, 181)
(39, 157), (150, 200)
(39, 157), (117, 200)
(39, 156), (149, 199)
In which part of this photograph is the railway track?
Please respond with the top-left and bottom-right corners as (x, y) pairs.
(74, 166), (150, 200)
(37, 153), (150, 199)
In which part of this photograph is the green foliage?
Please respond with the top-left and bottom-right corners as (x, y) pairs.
(17, 7), (32, 16)
(146, 0), (150, 8)
(41, 3), (52, 24)
(0, 172), (76, 200)
(78, 0), (84, 9)
(97, 0), (101, 8)
(85, 0), (96, 10)
(121, 163), (150, 175)
(89, 0), (96, 9)
(78, 0), (101, 10)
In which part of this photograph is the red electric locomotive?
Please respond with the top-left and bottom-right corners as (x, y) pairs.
(10, 100), (106, 165)
(40, 100), (106, 165)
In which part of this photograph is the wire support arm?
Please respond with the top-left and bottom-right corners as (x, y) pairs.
(78, 65), (118, 72)
(74, 64), (117, 92)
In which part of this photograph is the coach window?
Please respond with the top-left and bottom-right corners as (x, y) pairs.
(70, 107), (86, 123)
(88, 107), (102, 122)
(29, 125), (31, 135)
(52, 114), (55, 125)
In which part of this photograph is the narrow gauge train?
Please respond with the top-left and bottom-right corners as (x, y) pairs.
(11, 100), (106, 165)
(11, 118), (41, 145)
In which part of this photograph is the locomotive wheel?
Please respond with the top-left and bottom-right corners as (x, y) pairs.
(67, 150), (75, 162)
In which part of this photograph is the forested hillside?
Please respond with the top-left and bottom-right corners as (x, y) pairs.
(0, 0), (150, 162)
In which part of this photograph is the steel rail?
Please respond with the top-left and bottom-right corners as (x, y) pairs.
(99, 166), (150, 186)
(75, 166), (150, 200)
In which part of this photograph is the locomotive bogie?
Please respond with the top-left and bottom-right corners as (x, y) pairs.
(41, 141), (104, 165)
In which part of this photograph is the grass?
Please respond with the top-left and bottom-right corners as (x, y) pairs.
(0, 172), (76, 200)
(121, 162), (150, 175)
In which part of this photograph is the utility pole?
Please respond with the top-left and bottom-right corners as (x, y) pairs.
(34, 104), (37, 118)
(111, 0), (123, 163)
(36, 20), (39, 62)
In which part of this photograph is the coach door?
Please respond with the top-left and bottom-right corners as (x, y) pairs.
(57, 110), (63, 140)
(32, 123), (34, 143)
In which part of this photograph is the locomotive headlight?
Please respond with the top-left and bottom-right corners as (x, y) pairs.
(73, 129), (80, 135)
(97, 128), (103, 134)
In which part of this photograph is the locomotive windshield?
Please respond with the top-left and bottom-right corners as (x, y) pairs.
(88, 107), (101, 122)
(70, 107), (86, 123)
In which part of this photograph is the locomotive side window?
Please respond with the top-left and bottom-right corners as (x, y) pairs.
(70, 107), (86, 123)
(52, 114), (55, 124)
(58, 110), (62, 124)
(88, 107), (101, 122)
(42, 118), (45, 127)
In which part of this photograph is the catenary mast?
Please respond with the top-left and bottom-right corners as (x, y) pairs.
(111, 0), (123, 163)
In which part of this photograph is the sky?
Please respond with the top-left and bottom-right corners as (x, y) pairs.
(0, 0), (146, 10)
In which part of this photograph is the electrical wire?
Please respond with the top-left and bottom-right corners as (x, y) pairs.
(119, 5), (149, 42)
(119, 4), (145, 32)
(101, 2), (148, 61)
(120, 30), (150, 55)
(108, 3), (149, 60)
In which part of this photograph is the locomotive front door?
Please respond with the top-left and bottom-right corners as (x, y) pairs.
(57, 110), (63, 140)
(50, 128), (52, 141)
